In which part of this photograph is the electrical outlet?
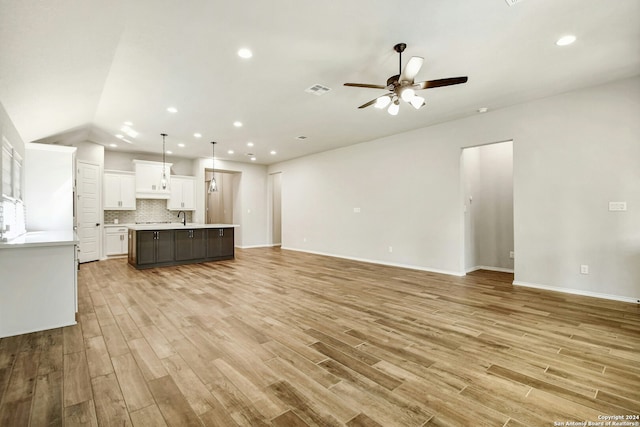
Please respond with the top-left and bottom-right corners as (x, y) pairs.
(608, 201), (627, 211)
(353, 207), (361, 213)
(388, 246), (393, 253)
(509, 251), (514, 259)
(580, 265), (589, 274)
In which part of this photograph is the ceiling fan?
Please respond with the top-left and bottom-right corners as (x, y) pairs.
(344, 43), (468, 115)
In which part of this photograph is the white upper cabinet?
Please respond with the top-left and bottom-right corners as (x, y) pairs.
(167, 175), (196, 210)
(104, 171), (136, 210)
(133, 160), (172, 199)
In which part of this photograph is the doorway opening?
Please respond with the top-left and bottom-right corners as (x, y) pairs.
(462, 140), (514, 273)
(271, 172), (282, 246)
(205, 170), (236, 224)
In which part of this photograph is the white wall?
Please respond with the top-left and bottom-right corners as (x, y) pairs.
(270, 76), (640, 301)
(104, 150), (193, 175)
(71, 141), (104, 165)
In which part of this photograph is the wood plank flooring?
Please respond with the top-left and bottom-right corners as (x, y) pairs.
(1, 247), (639, 426)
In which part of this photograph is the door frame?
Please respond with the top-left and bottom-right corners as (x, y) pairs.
(77, 160), (102, 263)
(460, 139), (514, 274)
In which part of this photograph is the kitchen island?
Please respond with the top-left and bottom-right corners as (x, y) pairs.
(127, 223), (237, 269)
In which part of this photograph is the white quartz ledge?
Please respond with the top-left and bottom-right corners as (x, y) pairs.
(0, 230), (79, 248)
(127, 223), (239, 231)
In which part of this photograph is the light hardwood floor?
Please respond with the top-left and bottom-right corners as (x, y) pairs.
(1, 247), (639, 426)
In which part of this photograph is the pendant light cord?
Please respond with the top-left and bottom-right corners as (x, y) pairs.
(161, 133), (167, 174)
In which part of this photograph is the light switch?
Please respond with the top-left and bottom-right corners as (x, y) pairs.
(608, 202), (627, 211)
(353, 207), (361, 213)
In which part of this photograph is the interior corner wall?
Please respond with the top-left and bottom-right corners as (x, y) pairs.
(270, 75), (640, 301)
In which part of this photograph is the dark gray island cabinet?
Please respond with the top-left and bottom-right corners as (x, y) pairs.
(128, 224), (235, 269)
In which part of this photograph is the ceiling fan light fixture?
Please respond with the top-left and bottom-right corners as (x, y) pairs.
(374, 96), (391, 109)
(410, 96), (425, 109)
(344, 43), (468, 115)
(400, 87), (415, 102)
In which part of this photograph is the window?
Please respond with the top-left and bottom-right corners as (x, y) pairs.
(1, 137), (22, 201)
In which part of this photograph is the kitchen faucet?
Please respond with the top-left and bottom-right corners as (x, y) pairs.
(177, 211), (186, 226)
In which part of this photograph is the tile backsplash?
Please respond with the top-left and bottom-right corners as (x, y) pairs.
(104, 199), (193, 224)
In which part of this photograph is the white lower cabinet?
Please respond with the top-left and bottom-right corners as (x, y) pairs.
(105, 226), (128, 256)
(1, 240), (77, 338)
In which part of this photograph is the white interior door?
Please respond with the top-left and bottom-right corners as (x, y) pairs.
(77, 161), (101, 263)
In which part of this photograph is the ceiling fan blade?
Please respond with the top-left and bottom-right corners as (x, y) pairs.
(344, 83), (387, 89)
(358, 98), (380, 109)
(415, 76), (468, 90)
(400, 56), (424, 83)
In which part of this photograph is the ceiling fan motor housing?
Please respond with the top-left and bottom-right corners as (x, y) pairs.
(393, 43), (407, 53)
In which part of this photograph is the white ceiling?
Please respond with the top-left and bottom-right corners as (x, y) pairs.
(1, 0), (639, 165)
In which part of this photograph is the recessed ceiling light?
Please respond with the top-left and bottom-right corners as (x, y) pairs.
(233, 121), (243, 127)
(167, 107), (178, 113)
(247, 142), (254, 147)
(123, 121), (133, 126)
(250, 157), (256, 161)
(556, 35), (576, 46)
(166, 150), (172, 154)
(109, 143), (117, 148)
(178, 143), (185, 148)
(228, 150), (235, 155)
(477, 107), (488, 113)
(270, 150), (277, 155)
(120, 125), (138, 138)
(193, 133), (202, 138)
(115, 134), (124, 139)
(238, 48), (253, 59)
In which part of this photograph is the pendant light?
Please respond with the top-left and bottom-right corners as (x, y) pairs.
(208, 141), (218, 193)
(160, 133), (168, 189)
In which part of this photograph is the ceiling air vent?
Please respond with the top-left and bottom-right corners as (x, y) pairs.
(305, 84), (331, 96)
(295, 136), (308, 140)
(505, 0), (526, 5)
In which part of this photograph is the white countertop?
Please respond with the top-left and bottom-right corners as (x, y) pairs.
(103, 223), (133, 228)
(0, 230), (79, 248)
(127, 223), (238, 231)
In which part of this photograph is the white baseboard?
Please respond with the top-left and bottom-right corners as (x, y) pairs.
(466, 265), (514, 274)
(513, 280), (639, 304)
(281, 246), (465, 277)
(237, 244), (279, 249)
